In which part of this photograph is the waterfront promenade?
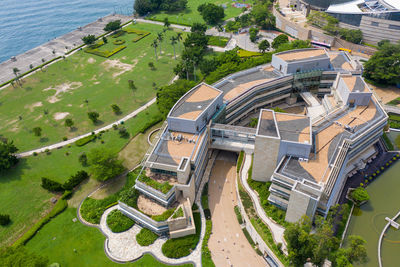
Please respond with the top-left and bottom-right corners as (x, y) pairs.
(0, 14), (131, 86)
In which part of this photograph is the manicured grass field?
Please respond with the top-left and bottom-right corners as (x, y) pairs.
(24, 208), (192, 267)
(149, 0), (243, 26)
(0, 22), (185, 151)
(0, 104), (161, 248)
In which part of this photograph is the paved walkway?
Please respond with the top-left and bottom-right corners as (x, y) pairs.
(378, 209), (400, 267)
(0, 14), (132, 86)
(208, 153), (265, 267)
(17, 98), (156, 157)
(241, 153), (288, 253)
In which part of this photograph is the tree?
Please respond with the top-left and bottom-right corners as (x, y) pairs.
(111, 104), (121, 114)
(33, 127), (42, 137)
(134, 0), (187, 16)
(87, 111), (100, 123)
(198, 3), (225, 25)
(258, 40), (270, 53)
(249, 118), (258, 128)
(249, 27), (259, 43)
(251, 2), (275, 29)
(12, 67), (20, 85)
(82, 34), (96, 45)
(134, 0), (152, 16)
(157, 32), (164, 55)
(128, 80), (136, 90)
(148, 62), (155, 70)
(284, 216), (315, 266)
(0, 214), (10, 226)
(102, 36), (108, 43)
(164, 17), (170, 29)
(377, 39), (390, 47)
(272, 34), (289, 49)
(346, 235), (368, 264)
(339, 28), (363, 44)
(88, 148), (125, 181)
(64, 118), (74, 129)
(78, 152), (88, 166)
(350, 187), (370, 206)
(156, 79), (196, 115)
(0, 139), (18, 172)
(0, 247), (48, 267)
(170, 36), (178, 60)
(151, 39), (158, 61)
(191, 23), (207, 34)
(104, 20), (121, 32)
(363, 42), (400, 85)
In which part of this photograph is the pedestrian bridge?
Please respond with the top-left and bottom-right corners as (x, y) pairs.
(210, 123), (256, 153)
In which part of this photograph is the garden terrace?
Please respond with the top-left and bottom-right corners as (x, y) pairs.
(137, 168), (176, 194)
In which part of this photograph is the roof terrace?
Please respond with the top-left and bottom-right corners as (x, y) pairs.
(169, 83), (222, 120)
(275, 48), (328, 62)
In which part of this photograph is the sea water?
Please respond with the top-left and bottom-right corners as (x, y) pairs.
(0, 0), (133, 63)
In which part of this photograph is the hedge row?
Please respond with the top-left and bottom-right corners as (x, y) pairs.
(75, 134), (96, 146)
(234, 205), (243, 224)
(84, 45), (126, 58)
(132, 32), (150, 43)
(0, 56), (62, 88)
(12, 194), (68, 247)
(41, 170), (89, 192)
(136, 228), (158, 246)
(113, 39), (126, 45)
(201, 219), (215, 267)
(237, 151), (244, 173)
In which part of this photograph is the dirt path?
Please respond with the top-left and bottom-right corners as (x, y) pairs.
(208, 153), (265, 267)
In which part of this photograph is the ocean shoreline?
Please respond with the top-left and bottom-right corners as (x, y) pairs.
(0, 14), (132, 88)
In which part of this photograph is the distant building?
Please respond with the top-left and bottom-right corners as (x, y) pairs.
(298, 0), (400, 44)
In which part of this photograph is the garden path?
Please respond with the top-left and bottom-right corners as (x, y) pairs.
(241, 153), (288, 253)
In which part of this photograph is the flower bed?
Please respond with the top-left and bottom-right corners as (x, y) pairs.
(84, 45), (127, 58)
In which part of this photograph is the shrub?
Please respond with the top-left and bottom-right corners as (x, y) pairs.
(136, 228), (158, 246)
(63, 137), (68, 141)
(41, 177), (64, 192)
(106, 210), (134, 233)
(237, 49), (262, 58)
(234, 206), (243, 224)
(152, 208), (175, 222)
(138, 173), (172, 194)
(78, 152), (88, 165)
(113, 39), (126, 45)
(62, 170), (89, 190)
(201, 219), (215, 267)
(111, 104), (121, 114)
(237, 151), (244, 173)
(81, 197), (118, 224)
(351, 187), (370, 206)
(242, 228), (255, 246)
(62, 190), (73, 200)
(162, 213), (201, 258)
(84, 45), (127, 58)
(75, 135), (96, 146)
(0, 214), (11, 226)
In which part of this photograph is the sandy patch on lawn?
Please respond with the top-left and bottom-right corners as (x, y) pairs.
(369, 84), (400, 105)
(34, 114), (43, 121)
(53, 112), (70, 120)
(101, 59), (137, 78)
(67, 104), (72, 107)
(25, 101), (43, 112)
(87, 57), (96, 64)
(94, 81), (100, 85)
(90, 74), (97, 81)
(43, 82), (83, 103)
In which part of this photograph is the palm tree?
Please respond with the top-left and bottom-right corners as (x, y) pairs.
(157, 32), (164, 56)
(170, 36), (177, 60)
(12, 67), (20, 85)
(216, 23), (223, 36)
(151, 39), (158, 61)
(176, 32), (183, 43)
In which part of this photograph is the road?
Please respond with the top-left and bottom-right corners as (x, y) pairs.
(208, 152), (265, 267)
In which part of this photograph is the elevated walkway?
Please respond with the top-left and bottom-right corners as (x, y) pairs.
(210, 123), (256, 153)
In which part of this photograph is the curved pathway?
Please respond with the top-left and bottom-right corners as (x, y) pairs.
(378, 209), (400, 267)
(17, 98), (156, 157)
(241, 153), (287, 253)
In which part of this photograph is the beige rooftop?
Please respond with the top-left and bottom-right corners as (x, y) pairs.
(276, 49), (326, 61)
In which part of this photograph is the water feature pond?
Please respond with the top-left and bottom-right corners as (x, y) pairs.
(344, 160), (400, 266)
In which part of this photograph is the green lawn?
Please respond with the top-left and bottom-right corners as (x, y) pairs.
(0, 104), (161, 248)
(24, 208), (192, 267)
(149, 0), (243, 26)
(0, 22), (185, 151)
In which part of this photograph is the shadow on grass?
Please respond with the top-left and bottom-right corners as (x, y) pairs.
(39, 137), (49, 143)
(0, 158), (31, 184)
